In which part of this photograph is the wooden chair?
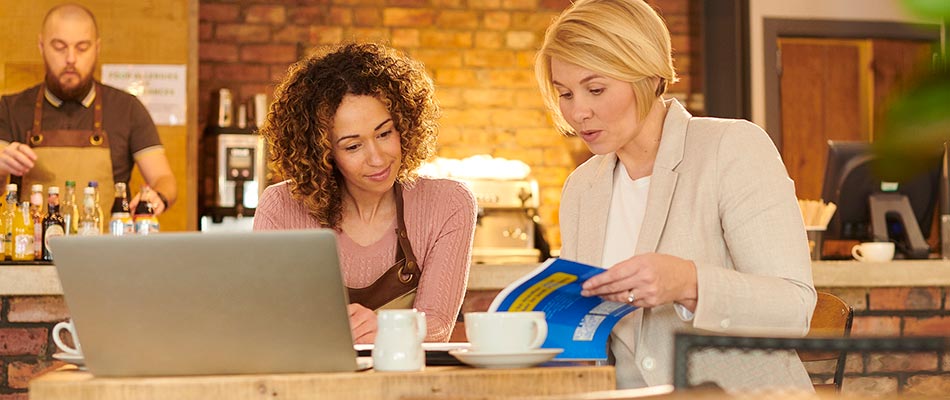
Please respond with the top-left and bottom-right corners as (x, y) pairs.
(799, 291), (853, 392)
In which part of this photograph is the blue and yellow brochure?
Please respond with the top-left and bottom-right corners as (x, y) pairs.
(488, 258), (638, 360)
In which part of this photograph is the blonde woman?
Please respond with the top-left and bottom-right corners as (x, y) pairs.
(535, 0), (816, 392)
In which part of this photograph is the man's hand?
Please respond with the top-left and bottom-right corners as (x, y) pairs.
(133, 151), (176, 215)
(129, 190), (167, 216)
(0, 142), (37, 176)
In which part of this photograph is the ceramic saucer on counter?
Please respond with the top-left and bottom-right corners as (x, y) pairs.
(449, 348), (562, 369)
(52, 352), (86, 369)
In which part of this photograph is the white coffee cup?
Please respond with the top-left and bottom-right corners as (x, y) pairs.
(52, 320), (82, 356)
(464, 311), (547, 354)
(852, 242), (895, 262)
(373, 309), (426, 372)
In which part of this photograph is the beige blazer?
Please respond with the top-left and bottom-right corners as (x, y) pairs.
(559, 99), (817, 391)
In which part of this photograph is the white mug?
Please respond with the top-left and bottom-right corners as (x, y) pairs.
(52, 320), (82, 356)
(852, 242), (895, 262)
(464, 311), (547, 354)
(373, 309), (426, 372)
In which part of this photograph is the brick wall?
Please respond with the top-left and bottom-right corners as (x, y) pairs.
(808, 287), (950, 396)
(198, 0), (704, 247)
(0, 296), (69, 398)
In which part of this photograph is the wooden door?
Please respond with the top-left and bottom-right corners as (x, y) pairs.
(869, 39), (936, 139)
(778, 38), (870, 201)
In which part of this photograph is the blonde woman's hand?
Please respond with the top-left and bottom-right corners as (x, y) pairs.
(580, 252), (698, 311)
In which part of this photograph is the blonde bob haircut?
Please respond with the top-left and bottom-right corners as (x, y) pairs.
(535, 0), (678, 135)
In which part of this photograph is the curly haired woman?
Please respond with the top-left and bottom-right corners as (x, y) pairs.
(254, 43), (477, 343)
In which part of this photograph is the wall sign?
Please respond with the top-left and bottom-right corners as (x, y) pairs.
(101, 64), (187, 126)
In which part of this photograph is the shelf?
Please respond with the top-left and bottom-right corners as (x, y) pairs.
(203, 126), (258, 136)
(202, 206), (256, 223)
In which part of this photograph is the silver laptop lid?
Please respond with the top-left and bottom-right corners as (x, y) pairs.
(50, 230), (357, 377)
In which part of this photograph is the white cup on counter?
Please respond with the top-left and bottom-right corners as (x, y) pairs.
(464, 311), (547, 354)
(373, 309), (426, 372)
(52, 320), (83, 356)
(852, 242), (895, 262)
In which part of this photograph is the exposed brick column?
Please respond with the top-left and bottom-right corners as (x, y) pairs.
(820, 287), (950, 396)
(0, 296), (69, 397)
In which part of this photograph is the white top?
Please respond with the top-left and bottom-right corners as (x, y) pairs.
(601, 162), (694, 322)
(602, 163), (650, 268)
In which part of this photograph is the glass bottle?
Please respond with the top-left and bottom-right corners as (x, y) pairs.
(30, 184), (44, 259)
(3, 183), (18, 260)
(41, 186), (65, 261)
(78, 187), (100, 236)
(88, 181), (105, 233)
(13, 201), (34, 261)
(62, 181), (79, 236)
(134, 185), (160, 235)
(109, 182), (133, 236)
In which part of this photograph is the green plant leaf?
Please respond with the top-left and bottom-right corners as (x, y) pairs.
(901, 0), (950, 18)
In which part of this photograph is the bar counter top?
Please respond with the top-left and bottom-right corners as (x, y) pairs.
(468, 259), (950, 290)
(4, 260), (950, 296)
(0, 265), (63, 295)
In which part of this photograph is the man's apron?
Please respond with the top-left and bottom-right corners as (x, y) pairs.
(21, 85), (116, 229)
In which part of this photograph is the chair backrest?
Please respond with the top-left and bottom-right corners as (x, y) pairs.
(671, 332), (949, 393)
(806, 292), (853, 339)
(800, 291), (853, 392)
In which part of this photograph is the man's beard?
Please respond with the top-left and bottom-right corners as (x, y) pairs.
(45, 70), (95, 102)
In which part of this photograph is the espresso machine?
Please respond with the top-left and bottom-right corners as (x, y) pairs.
(461, 178), (547, 264)
(199, 126), (267, 227)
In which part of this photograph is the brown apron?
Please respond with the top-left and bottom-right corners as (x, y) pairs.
(21, 85), (115, 227)
(346, 184), (420, 310)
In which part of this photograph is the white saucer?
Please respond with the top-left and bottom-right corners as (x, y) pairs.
(449, 348), (563, 369)
(52, 352), (85, 367)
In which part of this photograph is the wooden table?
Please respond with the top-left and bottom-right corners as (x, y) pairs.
(29, 365), (615, 400)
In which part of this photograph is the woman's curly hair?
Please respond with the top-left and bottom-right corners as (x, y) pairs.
(261, 43), (440, 230)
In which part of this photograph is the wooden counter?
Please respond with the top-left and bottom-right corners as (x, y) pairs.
(0, 265), (62, 295)
(4, 260), (950, 296)
(470, 260), (950, 290)
(809, 259), (950, 287)
(29, 365), (615, 400)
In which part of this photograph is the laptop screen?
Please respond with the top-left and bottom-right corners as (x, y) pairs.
(51, 230), (358, 377)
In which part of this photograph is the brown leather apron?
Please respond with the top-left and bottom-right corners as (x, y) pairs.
(346, 184), (420, 310)
(22, 85), (115, 227)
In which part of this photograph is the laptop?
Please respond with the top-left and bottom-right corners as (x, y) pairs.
(50, 230), (362, 377)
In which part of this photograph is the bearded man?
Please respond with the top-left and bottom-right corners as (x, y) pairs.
(0, 3), (176, 217)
